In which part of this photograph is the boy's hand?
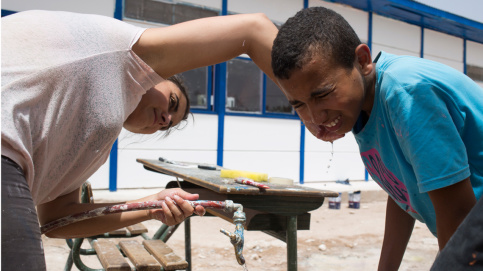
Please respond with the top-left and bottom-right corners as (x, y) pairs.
(147, 188), (205, 225)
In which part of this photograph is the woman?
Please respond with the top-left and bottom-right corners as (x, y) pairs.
(1, 10), (278, 270)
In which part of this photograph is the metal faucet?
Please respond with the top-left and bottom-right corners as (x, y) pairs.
(41, 199), (248, 266)
(220, 201), (246, 265)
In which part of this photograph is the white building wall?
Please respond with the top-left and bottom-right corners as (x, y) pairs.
(467, 41), (483, 67)
(423, 29), (464, 72)
(304, 130), (366, 182)
(223, 116), (301, 181)
(90, 114), (219, 189)
(467, 41), (483, 88)
(228, 0), (303, 23)
(372, 14), (421, 57)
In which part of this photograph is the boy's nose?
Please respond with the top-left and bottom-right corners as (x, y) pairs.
(308, 106), (327, 126)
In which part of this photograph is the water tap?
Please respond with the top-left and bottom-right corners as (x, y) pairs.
(220, 202), (246, 265)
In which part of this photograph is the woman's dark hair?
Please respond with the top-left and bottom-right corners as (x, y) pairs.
(272, 7), (361, 79)
(163, 74), (192, 137)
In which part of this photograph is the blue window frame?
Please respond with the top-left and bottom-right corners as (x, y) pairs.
(226, 57), (296, 118)
(183, 56), (297, 119)
(226, 57), (263, 113)
(180, 66), (214, 112)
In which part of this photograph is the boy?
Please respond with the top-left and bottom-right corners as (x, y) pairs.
(271, 7), (483, 270)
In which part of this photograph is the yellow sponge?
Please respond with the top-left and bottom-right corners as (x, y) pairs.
(220, 169), (268, 182)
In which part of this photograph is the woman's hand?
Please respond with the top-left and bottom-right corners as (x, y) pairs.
(145, 188), (205, 226)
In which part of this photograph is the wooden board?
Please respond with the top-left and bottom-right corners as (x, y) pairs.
(92, 239), (130, 271)
(119, 240), (160, 271)
(143, 240), (188, 271)
(127, 223), (148, 235)
(137, 158), (338, 198)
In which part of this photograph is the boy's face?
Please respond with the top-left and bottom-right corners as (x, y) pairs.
(277, 53), (374, 142)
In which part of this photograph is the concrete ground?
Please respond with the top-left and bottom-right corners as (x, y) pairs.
(43, 180), (439, 270)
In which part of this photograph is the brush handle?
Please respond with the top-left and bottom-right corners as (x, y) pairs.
(234, 177), (270, 190)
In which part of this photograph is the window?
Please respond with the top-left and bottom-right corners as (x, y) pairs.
(124, 0), (218, 25)
(226, 58), (262, 113)
(265, 76), (294, 114)
(180, 67), (212, 110)
(225, 58), (295, 115)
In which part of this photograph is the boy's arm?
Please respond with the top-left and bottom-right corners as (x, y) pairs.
(378, 196), (415, 271)
(133, 13), (278, 81)
(427, 177), (476, 250)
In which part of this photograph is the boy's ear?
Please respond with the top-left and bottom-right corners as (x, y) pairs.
(355, 44), (373, 75)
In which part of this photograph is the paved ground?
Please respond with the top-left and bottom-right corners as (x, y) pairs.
(43, 181), (439, 270)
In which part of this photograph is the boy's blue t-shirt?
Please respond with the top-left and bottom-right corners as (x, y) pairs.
(353, 51), (483, 236)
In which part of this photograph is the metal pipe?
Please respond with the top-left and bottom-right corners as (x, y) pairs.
(42, 199), (247, 267)
(41, 200), (234, 235)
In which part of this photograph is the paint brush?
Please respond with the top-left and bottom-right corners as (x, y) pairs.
(234, 177), (270, 190)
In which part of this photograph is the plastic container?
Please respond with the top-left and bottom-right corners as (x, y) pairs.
(328, 193), (342, 209)
(348, 191), (361, 209)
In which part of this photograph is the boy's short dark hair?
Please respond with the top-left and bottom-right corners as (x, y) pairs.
(272, 7), (361, 79)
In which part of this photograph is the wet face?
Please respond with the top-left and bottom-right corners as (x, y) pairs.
(277, 51), (374, 142)
(124, 80), (188, 134)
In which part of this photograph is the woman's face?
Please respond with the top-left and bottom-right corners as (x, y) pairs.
(124, 80), (188, 134)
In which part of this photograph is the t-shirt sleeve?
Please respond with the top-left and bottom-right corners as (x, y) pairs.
(384, 80), (471, 193)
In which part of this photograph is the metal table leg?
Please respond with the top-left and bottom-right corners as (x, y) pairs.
(185, 217), (192, 271)
(287, 215), (298, 271)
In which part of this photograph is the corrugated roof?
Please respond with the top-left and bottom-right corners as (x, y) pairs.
(326, 0), (483, 44)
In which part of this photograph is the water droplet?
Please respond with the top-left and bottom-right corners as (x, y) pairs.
(326, 142), (334, 174)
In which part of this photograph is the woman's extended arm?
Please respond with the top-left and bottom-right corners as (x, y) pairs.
(133, 13), (278, 81)
(37, 187), (204, 239)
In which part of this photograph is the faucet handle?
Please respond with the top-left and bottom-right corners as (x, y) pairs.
(220, 228), (245, 265)
(220, 228), (237, 242)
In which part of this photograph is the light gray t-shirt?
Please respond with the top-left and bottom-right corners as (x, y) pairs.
(1, 10), (163, 205)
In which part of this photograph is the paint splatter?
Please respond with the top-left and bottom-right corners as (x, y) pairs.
(469, 252), (478, 266)
(234, 177), (270, 190)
